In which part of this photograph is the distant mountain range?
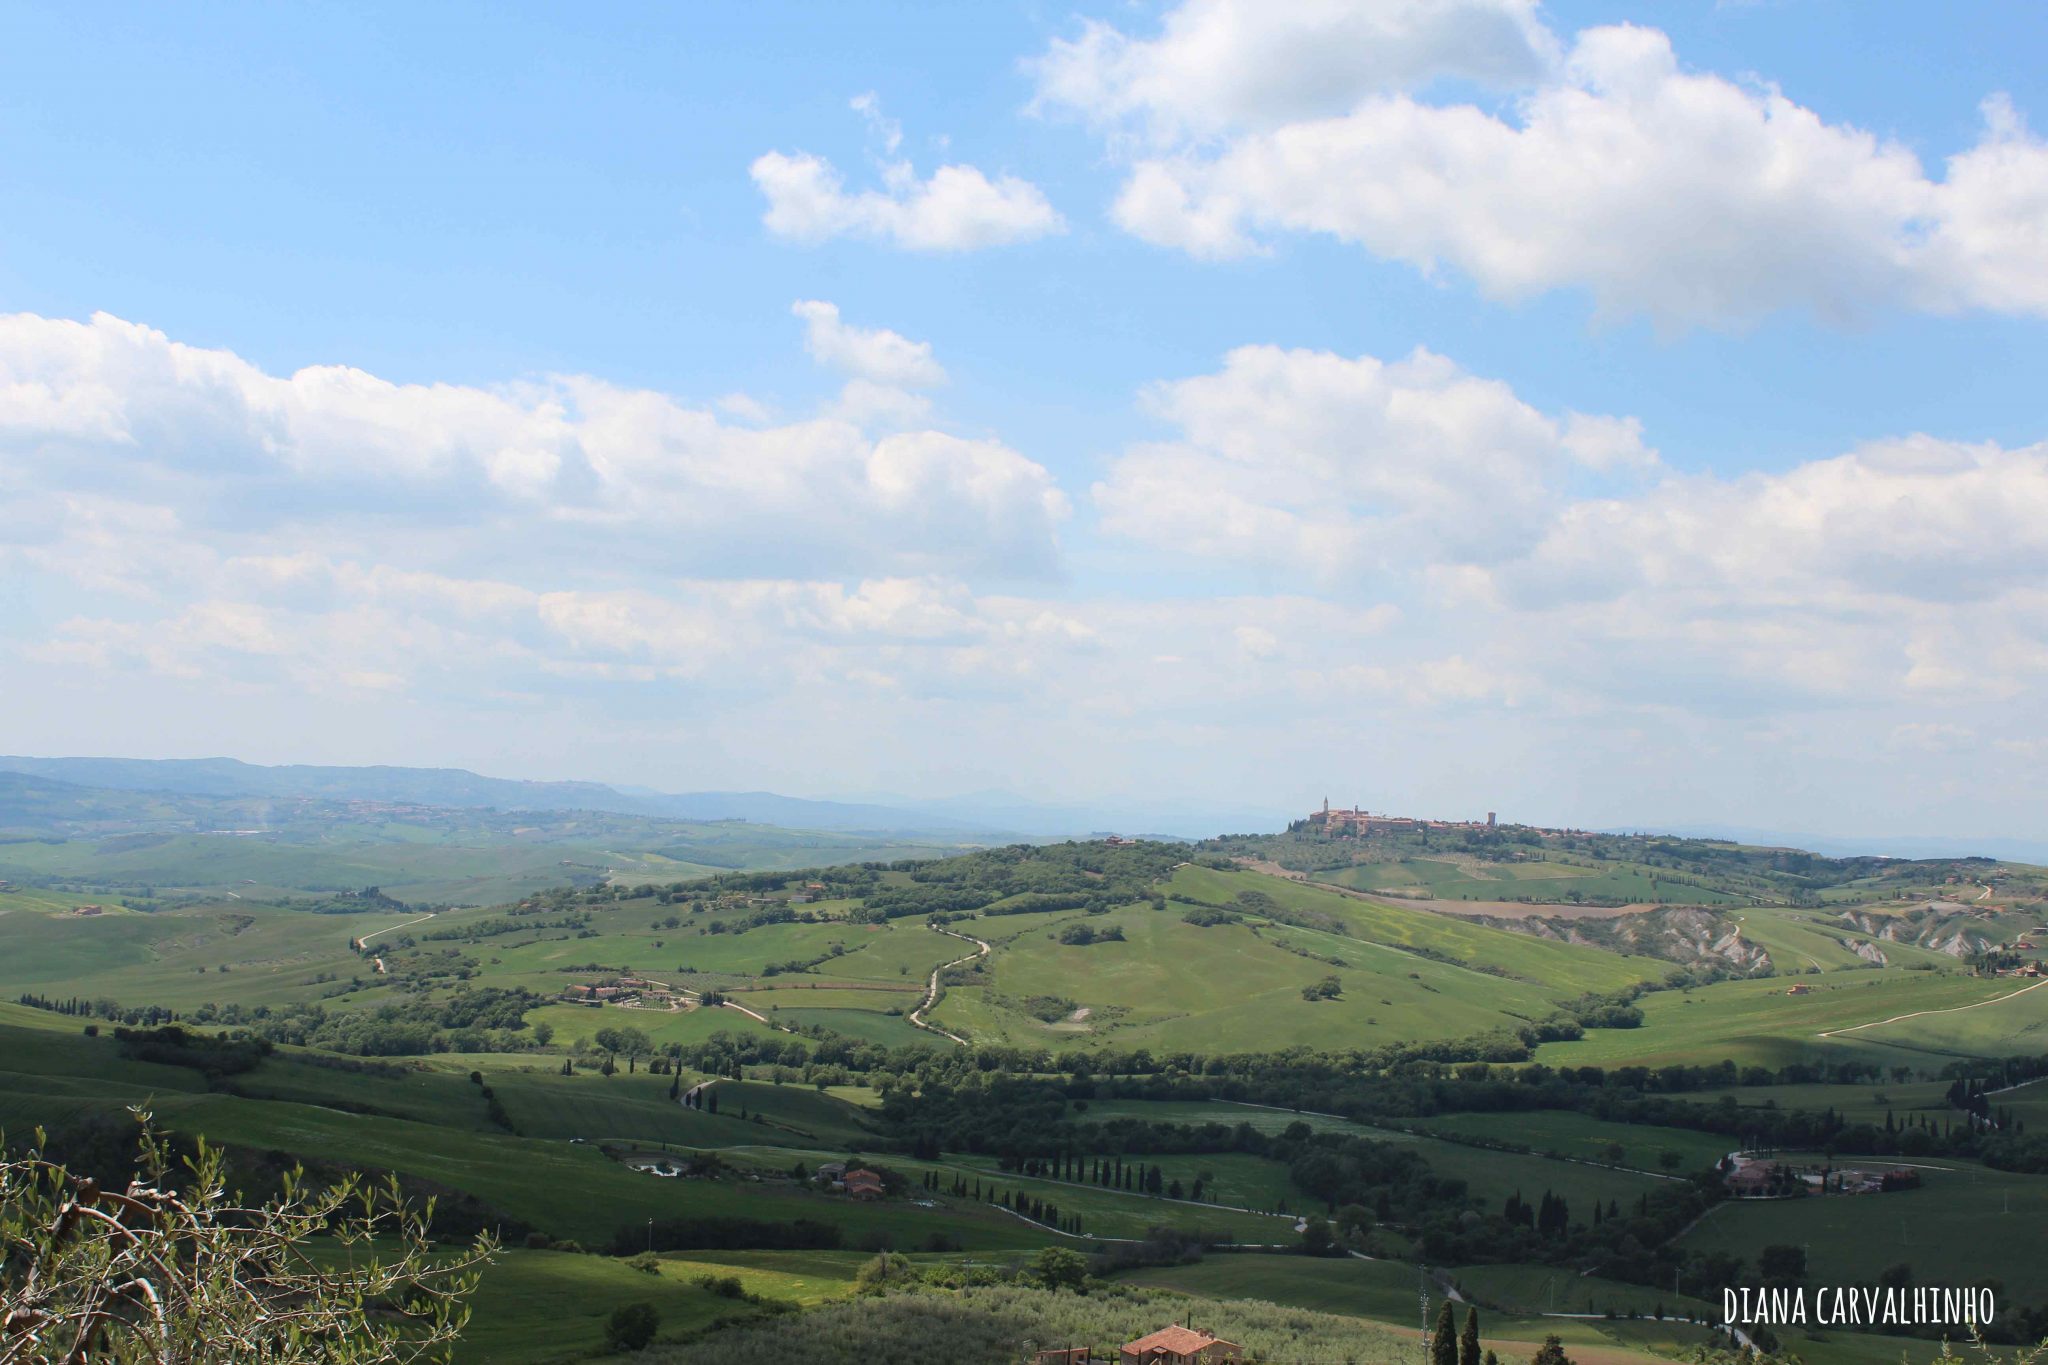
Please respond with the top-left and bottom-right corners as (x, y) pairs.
(0, 756), (1019, 836)
(0, 756), (1285, 840)
(3, 759), (2028, 857)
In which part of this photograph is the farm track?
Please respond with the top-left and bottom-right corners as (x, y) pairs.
(355, 911), (436, 946)
(355, 910), (435, 976)
(907, 926), (990, 1046)
(1817, 975), (2048, 1037)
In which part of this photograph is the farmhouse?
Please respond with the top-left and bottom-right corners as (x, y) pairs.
(558, 980), (640, 1005)
(70, 904), (105, 916)
(1786, 983), (1812, 995)
(1725, 1161), (1781, 1196)
(1120, 1324), (1242, 1363)
(842, 1168), (884, 1199)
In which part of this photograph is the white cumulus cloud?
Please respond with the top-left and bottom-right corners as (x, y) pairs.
(0, 311), (1069, 579)
(1093, 343), (1655, 579)
(751, 150), (1064, 252)
(792, 300), (946, 387)
(1038, 7), (2048, 326)
(1033, 0), (1555, 139)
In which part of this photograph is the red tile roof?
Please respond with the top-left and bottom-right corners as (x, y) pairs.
(1125, 1325), (1232, 1356)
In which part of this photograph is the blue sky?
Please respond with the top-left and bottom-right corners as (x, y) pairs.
(3, 2), (2046, 840)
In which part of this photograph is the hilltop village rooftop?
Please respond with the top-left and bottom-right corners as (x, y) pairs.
(1302, 801), (1500, 835)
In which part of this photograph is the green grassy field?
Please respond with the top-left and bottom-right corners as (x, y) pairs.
(1059, 1098), (1668, 1219)
(1993, 1077), (2048, 1130)
(772, 1007), (934, 1047)
(1352, 1127), (1670, 1213)
(1407, 1111), (1731, 1176)
(456, 1249), (805, 1363)
(1450, 1264), (1717, 1319)
(1679, 1157), (2048, 1301)
(1532, 970), (2028, 1070)
(1321, 855), (1748, 906)
(924, 866), (1662, 1054)
(0, 898), (410, 1008)
(1173, 866), (1662, 994)
(1670, 1080), (1957, 1126)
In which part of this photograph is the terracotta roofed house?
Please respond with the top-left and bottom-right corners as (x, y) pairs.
(1120, 1324), (1241, 1364)
(842, 1168), (885, 1199)
(1725, 1163), (1776, 1196)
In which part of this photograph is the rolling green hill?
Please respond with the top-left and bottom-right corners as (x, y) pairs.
(6, 826), (2046, 1365)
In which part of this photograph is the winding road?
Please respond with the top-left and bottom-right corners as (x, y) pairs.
(355, 911), (436, 975)
(907, 925), (991, 1045)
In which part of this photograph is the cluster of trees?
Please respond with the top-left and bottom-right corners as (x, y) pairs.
(419, 908), (591, 942)
(1300, 975), (1342, 1001)
(171, 986), (544, 1056)
(297, 885), (411, 915)
(1501, 1189), (1574, 1238)
(111, 1025), (271, 1078)
(904, 1171), (1088, 1236)
(704, 904), (824, 935)
(16, 993), (175, 1027)
(1429, 1304), (1517, 1365)
(988, 1151), (1189, 1200)
(831, 1047), (2042, 1171)
(1056, 922), (1125, 946)
(590, 1025), (657, 1074)
(842, 842), (1196, 924)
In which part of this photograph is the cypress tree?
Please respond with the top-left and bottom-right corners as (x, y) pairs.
(1431, 1301), (1459, 1365)
(1460, 1306), (1482, 1365)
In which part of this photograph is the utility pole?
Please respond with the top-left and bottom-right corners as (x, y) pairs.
(646, 1216), (653, 1253)
(1419, 1265), (1430, 1365)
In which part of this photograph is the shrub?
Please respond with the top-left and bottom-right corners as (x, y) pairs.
(605, 1302), (660, 1352)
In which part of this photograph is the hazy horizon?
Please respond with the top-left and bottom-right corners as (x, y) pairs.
(13, 749), (2048, 863)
